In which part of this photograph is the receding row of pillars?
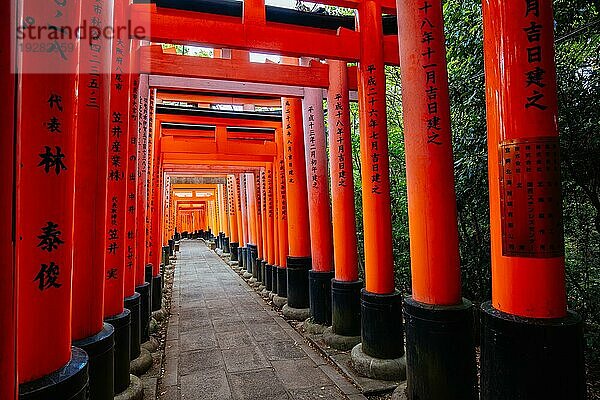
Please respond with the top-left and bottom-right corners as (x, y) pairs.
(176, 1), (585, 400)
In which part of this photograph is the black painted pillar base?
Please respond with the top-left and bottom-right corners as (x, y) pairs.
(124, 292), (141, 360)
(271, 264), (278, 294)
(331, 279), (362, 337)
(261, 260), (267, 285)
(239, 247), (246, 270)
(72, 324), (114, 400)
(361, 289), (404, 359)
(230, 242), (239, 261)
(254, 258), (262, 280)
(162, 246), (170, 265)
(104, 309), (131, 394)
(248, 244), (258, 274)
(152, 275), (163, 311)
(287, 256), (311, 309)
(19, 347), (89, 400)
(145, 263), (153, 297)
(136, 282), (151, 343)
(480, 301), (585, 400)
(276, 266), (287, 297)
(168, 239), (175, 256)
(404, 297), (477, 400)
(265, 264), (273, 291)
(224, 237), (230, 253)
(309, 270), (334, 326)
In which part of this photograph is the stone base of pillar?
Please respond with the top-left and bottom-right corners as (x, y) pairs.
(286, 256), (311, 309)
(136, 282), (151, 343)
(152, 275), (163, 312)
(276, 266), (287, 298)
(391, 382), (408, 400)
(19, 347), (89, 400)
(322, 326), (361, 351)
(141, 337), (160, 353)
(124, 292), (142, 360)
(282, 304), (310, 321)
(351, 343), (406, 381)
(230, 242), (239, 261)
(105, 309), (132, 394)
(273, 295), (288, 309)
(129, 348), (153, 377)
(72, 324), (114, 400)
(480, 301), (585, 400)
(243, 271), (253, 279)
(269, 291), (277, 301)
(404, 297), (477, 400)
(309, 270), (334, 326)
(331, 279), (362, 338)
(114, 374), (144, 400)
(302, 317), (327, 335)
(265, 264), (273, 291)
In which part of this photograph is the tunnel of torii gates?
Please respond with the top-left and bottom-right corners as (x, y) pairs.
(0, 0), (587, 399)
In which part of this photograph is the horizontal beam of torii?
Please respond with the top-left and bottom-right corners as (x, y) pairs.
(131, 4), (399, 64)
(140, 46), (359, 90)
(149, 75), (359, 101)
(156, 92), (281, 107)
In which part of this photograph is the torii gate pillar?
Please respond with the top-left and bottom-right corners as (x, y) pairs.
(480, 0), (585, 399)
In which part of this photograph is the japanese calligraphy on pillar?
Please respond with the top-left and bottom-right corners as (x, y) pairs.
(261, 169), (267, 216)
(284, 101), (295, 184)
(228, 176), (236, 216)
(332, 93), (348, 187)
(267, 168), (274, 219)
(307, 106), (318, 188)
(279, 159), (288, 221)
(418, 0), (443, 145)
(523, 0), (548, 111)
(366, 65), (383, 195)
(256, 172), (263, 218)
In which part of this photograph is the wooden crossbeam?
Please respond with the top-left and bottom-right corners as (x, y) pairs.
(132, 5), (399, 64)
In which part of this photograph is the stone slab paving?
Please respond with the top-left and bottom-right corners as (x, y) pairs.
(158, 241), (367, 400)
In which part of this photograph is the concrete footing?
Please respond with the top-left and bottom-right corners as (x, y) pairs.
(152, 308), (168, 323)
(391, 383), (408, 400)
(302, 318), (328, 335)
(282, 304), (310, 321)
(114, 375), (144, 400)
(243, 272), (252, 279)
(141, 337), (160, 353)
(130, 348), (153, 376)
(322, 326), (361, 351)
(149, 318), (159, 334)
(351, 343), (406, 381)
(273, 295), (287, 308)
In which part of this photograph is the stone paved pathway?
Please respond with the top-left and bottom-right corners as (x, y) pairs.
(159, 241), (366, 400)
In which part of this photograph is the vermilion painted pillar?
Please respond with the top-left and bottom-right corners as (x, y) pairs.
(282, 98), (311, 317)
(228, 175), (240, 261)
(103, 1), (137, 391)
(396, 1), (477, 398)
(135, 73), (152, 344)
(238, 174), (249, 273)
(246, 173), (260, 279)
(301, 62), (335, 326)
(1, 3), (16, 398)
(16, 0), (89, 397)
(71, 1), (117, 398)
(350, 0), (404, 379)
(326, 60), (362, 346)
(125, 42), (146, 360)
(257, 168), (268, 284)
(264, 163), (276, 292)
(275, 128), (290, 298)
(480, 1), (585, 398)
(149, 128), (163, 313)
